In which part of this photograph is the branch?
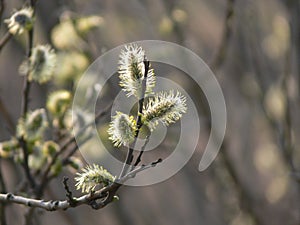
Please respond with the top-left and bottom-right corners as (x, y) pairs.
(0, 97), (15, 133)
(0, 0), (5, 30)
(0, 159), (7, 193)
(37, 104), (112, 196)
(0, 32), (12, 53)
(61, 134), (92, 166)
(210, 0), (235, 70)
(119, 59), (150, 178)
(220, 146), (262, 225)
(62, 177), (76, 207)
(132, 135), (150, 169)
(0, 158), (7, 225)
(18, 20), (36, 191)
(0, 160), (162, 211)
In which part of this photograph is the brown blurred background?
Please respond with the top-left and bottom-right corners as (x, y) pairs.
(0, 0), (300, 225)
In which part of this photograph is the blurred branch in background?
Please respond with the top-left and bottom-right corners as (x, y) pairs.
(0, 0), (5, 29)
(210, 0), (235, 70)
(0, 32), (12, 53)
(243, 1), (300, 199)
(220, 145), (262, 225)
(282, 0), (300, 98)
(0, 158), (7, 225)
(0, 97), (14, 133)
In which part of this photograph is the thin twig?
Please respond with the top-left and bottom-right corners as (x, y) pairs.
(17, 0), (38, 198)
(244, 10), (300, 201)
(61, 134), (92, 166)
(0, 158), (7, 225)
(18, 20), (36, 191)
(0, 97), (15, 134)
(0, 32), (12, 53)
(210, 0), (235, 70)
(0, 0), (5, 30)
(281, 19), (300, 202)
(0, 159), (6, 193)
(220, 146), (262, 225)
(37, 104), (111, 196)
(63, 177), (77, 207)
(132, 135), (150, 169)
(119, 60), (150, 178)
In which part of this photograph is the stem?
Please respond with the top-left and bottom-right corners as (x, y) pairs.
(133, 135), (150, 168)
(119, 60), (150, 178)
(0, 32), (12, 53)
(22, 3), (37, 222)
(19, 19), (36, 191)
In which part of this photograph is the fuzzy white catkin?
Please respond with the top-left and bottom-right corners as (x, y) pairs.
(20, 45), (56, 84)
(75, 164), (115, 193)
(118, 44), (155, 98)
(108, 112), (137, 147)
(142, 91), (187, 131)
(5, 7), (34, 35)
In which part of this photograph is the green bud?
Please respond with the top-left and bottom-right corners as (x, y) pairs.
(47, 90), (72, 117)
(42, 141), (59, 157)
(76, 16), (104, 34)
(17, 108), (48, 141)
(0, 138), (19, 152)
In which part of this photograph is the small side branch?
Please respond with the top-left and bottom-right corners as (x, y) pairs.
(63, 177), (77, 207)
(132, 135), (150, 169)
(38, 105), (112, 196)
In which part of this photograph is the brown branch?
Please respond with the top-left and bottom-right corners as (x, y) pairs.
(0, 0), (5, 30)
(61, 134), (92, 166)
(17, 0), (39, 198)
(0, 160), (6, 193)
(37, 104), (112, 196)
(63, 177), (76, 207)
(0, 32), (12, 53)
(220, 146), (262, 225)
(244, 12), (300, 201)
(210, 0), (235, 70)
(18, 13), (36, 191)
(0, 161), (162, 211)
(132, 135), (150, 168)
(0, 158), (7, 225)
(0, 97), (15, 133)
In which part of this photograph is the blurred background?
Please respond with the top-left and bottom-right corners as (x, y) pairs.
(0, 0), (299, 225)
